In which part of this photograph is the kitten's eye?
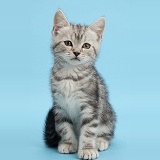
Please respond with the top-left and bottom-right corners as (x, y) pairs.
(82, 43), (91, 49)
(64, 41), (73, 47)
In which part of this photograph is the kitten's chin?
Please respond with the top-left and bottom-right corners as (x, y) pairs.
(67, 59), (84, 66)
(65, 58), (85, 66)
(62, 56), (92, 66)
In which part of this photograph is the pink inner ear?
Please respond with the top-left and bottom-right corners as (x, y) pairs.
(96, 34), (102, 41)
(53, 25), (63, 35)
(53, 26), (59, 35)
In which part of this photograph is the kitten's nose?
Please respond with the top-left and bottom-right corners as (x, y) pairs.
(73, 52), (80, 57)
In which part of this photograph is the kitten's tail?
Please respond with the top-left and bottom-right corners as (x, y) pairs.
(44, 108), (61, 147)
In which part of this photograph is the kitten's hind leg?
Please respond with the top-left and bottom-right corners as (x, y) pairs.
(96, 137), (109, 151)
(96, 125), (114, 151)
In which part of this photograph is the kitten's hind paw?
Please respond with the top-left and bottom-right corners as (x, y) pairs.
(58, 143), (77, 154)
(97, 137), (109, 151)
(78, 148), (99, 159)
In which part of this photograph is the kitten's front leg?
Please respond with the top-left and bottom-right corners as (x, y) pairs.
(78, 105), (99, 159)
(55, 107), (77, 154)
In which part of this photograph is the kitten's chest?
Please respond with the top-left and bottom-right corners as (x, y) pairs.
(55, 79), (79, 95)
(52, 79), (85, 120)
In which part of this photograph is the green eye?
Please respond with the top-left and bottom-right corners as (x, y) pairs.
(82, 43), (91, 49)
(64, 41), (73, 46)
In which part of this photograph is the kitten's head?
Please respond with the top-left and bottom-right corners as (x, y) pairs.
(52, 10), (105, 66)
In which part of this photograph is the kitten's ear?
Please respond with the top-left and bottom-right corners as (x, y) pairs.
(53, 10), (70, 33)
(88, 17), (106, 40)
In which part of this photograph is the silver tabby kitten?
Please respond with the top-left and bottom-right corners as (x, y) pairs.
(44, 10), (116, 160)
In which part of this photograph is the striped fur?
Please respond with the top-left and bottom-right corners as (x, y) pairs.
(44, 10), (116, 159)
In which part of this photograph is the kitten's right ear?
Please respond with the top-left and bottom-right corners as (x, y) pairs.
(53, 10), (70, 33)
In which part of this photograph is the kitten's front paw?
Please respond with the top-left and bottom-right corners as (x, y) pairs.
(78, 148), (99, 160)
(58, 143), (77, 154)
(97, 138), (109, 151)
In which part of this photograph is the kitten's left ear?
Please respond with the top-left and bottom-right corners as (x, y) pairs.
(88, 17), (106, 40)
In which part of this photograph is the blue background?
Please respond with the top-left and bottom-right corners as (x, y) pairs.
(0, 0), (160, 159)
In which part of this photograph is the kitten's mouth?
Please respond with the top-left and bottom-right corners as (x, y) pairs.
(71, 57), (80, 61)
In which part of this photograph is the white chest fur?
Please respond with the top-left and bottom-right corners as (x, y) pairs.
(52, 78), (86, 121)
